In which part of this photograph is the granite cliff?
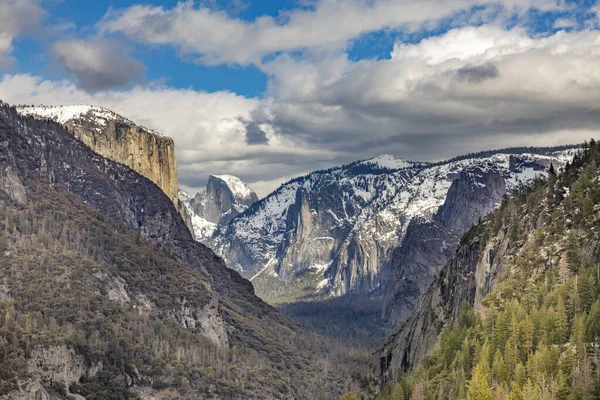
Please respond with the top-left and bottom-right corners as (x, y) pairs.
(360, 142), (600, 396)
(207, 151), (575, 311)
(16, 105), (193, 233)
(180, 174), (258, 241)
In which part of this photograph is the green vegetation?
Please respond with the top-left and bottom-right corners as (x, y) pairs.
(0, 182), (343, 398)
(375, 140), (600, 399)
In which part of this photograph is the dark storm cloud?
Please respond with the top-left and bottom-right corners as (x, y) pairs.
(244, 120), (269, 145)
(455, 63), (499, 83)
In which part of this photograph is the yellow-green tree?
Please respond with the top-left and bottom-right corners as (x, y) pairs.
(467, 364), (493, 400)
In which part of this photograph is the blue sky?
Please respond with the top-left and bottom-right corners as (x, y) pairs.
(13, 0), (282, 96)
(16, 0), (588, 97)
(2, 0), (600, 195)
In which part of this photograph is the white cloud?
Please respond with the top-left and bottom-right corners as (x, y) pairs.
(553, 18), (578, 29)
(0, 0), (45, 67)
(5, 25), (600, 195)
(248, 26), (600, 160)
(52, 38), (144, 92)
(101, 0), (564, 66)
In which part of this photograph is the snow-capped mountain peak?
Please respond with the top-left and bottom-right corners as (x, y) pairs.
(211, 174), (256, 201)
(18, 104), (102, 124)
(177, 189), (193, 202)
(179, 175), (259, 242)
(16, 104), (165, 137)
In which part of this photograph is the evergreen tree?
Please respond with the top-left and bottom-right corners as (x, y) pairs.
(467, 364), (493, 400)
(390, 382), (405, 400)
(508, 383), (523, 400)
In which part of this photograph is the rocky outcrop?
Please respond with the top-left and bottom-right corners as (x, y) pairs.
(16, 105), (194, 235)
(382, 166), (509, 325)
(0, 140), (27, 205)
(180, 175), (258, 241)
(0, 345), (101, 400)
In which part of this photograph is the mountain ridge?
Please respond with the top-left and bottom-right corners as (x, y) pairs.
(205, 148), (576, 312)
(358, 140), (600, 399)
(15, 104), (193, 235)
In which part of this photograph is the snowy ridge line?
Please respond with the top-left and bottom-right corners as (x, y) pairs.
(228, 145), (581, 226)
(205, 149), (576, 301)
(16, 104), (168, 138)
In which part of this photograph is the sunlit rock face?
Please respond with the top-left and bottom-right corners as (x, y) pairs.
(16, 105), (193, 233)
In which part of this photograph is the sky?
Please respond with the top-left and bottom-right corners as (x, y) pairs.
(1, 0), (600, 196)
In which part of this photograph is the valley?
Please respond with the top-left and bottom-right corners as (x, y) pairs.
(2, 100), (598, 399)
(4, 2), (600, 398)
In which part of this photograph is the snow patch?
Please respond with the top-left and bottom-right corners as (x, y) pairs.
(309, 261), (333, 273)
(316, 278), (330, 290)
(190, 215), (217, 241)
(213, 174), (254, 199)
(363, 154), (412, 169)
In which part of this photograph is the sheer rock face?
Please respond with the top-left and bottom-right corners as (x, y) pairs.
(366, 238), (487, 389)
(363, 161), (583, 391)
(0, 140), (27, 205)
(180, 175), (258, 241)
(15, 105), (194, 235)
(381, 167), (508, 325)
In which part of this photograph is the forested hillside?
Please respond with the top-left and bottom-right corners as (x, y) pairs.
(365, 140), (600, 399)
(0, 101), (353, 399)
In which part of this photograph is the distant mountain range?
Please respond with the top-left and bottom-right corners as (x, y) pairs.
(182, 149), (576, 323)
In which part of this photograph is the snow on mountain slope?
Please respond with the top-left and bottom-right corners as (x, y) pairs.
(360, 154), (415, 170)
(17, 104), (166, 136)
(207, 149), (577, 303)
(180, 175), (259, 242)
(213, 174), (255, 201)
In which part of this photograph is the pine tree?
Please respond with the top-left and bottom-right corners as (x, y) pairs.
(514, 363), (527, 387)
(522, 380), (542, 400)
(578, 271), (597, 313)
(492, 349), (507, 385)
(554, 295), (568, 344)
(508, 383), (523, 400)
(586, 299), (600, 342)
(391, 382), (405, 400)
(467, 364), (493, 400)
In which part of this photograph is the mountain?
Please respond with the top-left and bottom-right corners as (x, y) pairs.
(15, 104), (193, 235)
(180, 175), (258, 241)
(0, 101), (349, 399)
(206, 150), (576, 310)
(358, 140), (600, 398)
